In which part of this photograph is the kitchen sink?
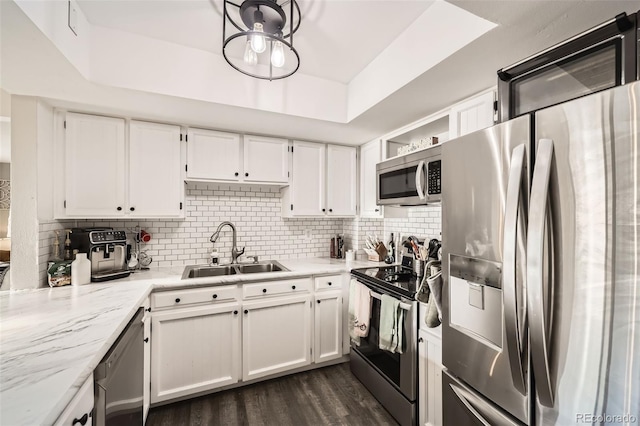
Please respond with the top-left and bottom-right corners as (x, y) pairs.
(182, 265), (238, 279)
(181, 261), (288, 279)
(236, 262), (287, 274)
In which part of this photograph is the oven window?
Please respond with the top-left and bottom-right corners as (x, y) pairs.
(512, 40), (620, 117)
(356, 296), (402, 386)
(379, 167), (419, 200)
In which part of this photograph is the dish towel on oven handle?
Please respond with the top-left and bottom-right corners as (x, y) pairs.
(379, 294), (405, 354)
(417, 260), (442, 328)
(349, 279), (372, 345)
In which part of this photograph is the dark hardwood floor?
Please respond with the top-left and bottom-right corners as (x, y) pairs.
(146, 362), (399, 426)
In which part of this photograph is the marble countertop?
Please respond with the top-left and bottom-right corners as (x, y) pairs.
(0, 257), (376, 425)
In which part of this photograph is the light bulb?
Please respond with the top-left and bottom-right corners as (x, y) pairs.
(243, 40), (257, 66)
(251, 22), (266, 53)
(271, 40), (285, 68)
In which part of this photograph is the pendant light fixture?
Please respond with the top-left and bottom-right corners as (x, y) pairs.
(223, 0), (301, 81)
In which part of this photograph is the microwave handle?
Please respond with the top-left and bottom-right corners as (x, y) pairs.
(416, 161), (426, 200)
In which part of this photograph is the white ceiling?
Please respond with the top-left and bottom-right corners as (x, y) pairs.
(1, 0), (639, 151)
(77, 0), (436, 84)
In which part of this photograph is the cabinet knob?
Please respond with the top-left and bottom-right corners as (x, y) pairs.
(328, 282), (332, 286)
(375, 208), (380, 212)
(244, 309), (248, 314)
(418, 337), (424, 343)
(175, 298), (181, 303)
(130, 207), (135, 211)
(322, 208), (326, 212)
(233, 310), (238, 315)
(329, 209), (333, 212)
(72, 413), (89, 426)
(245, 172), (249, 177)
(212, 294), (218, 299)
(235, 172), (239, 176)
(144, 337), (149, 343)
(292, 285), (296, 290)
(262, 288), (267, 293)
(146, 307), (151, 312)
(317, 300), (321, 304)
(117, 206), (122, 211)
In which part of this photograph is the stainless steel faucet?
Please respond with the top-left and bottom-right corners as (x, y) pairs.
(210, 221), (245, 264)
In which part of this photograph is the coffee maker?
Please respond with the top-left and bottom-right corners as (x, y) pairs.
(70, 228), (131, 282)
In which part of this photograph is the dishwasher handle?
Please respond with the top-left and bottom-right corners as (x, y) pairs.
(94, 308), (144, 381)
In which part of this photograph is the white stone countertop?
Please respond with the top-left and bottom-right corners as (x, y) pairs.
(0, 257), (378, 426)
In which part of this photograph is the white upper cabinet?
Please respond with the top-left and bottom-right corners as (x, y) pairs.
(283, 141), (357, 217)
(64, 113), (126, 217)
(449, 91), (495, 139)
(60, 113), (185, 219)
(359, 139), (383, 218)
(186, 128), (241, 181)
(129, 121), (183, 217)
(289, 141), (326, 216)
(326, 145), (357, 216)
(243, 135), (289, 184)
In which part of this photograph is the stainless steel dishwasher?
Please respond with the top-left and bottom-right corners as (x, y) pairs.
(94, 308), (144, 426)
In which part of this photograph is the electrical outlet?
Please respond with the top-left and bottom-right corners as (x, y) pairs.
(303, 229), (312, 241)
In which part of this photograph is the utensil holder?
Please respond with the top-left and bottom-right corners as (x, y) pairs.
(413, 260), (426, 277)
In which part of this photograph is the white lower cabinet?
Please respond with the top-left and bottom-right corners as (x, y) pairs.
(242, 294), (312, 382)
(142, 299), (151, 424)
(54, 375), (94, 426)
(313, 291), (343, 363)
(150, 303), (241, 404)
(418, 329), (443, 426)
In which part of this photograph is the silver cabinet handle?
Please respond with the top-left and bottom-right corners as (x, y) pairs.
(527, 138), (555, 407)
(415, 160), (426, 200)
(502, 143), (527, 394)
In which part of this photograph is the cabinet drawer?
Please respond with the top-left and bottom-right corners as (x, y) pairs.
(152, 285), (238, 309)
(54, 375), (94, 426)
(314, 274), (342, 291)
(243, 278), (312, 299)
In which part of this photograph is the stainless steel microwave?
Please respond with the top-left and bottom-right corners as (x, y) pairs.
(376, 145), (441, 206)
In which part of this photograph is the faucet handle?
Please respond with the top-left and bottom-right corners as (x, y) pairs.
(247, 255), (259, 263)
(238, 247), (245, 257)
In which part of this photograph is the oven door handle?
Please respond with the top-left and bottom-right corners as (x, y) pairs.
(369, 289), (413, 311)
(415, 160), (427, 200)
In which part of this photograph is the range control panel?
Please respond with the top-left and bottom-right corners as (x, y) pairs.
(89, 230), (127, 244)
(427, 160), (441, 195)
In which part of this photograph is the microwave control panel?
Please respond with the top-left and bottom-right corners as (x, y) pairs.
(427, 160), (441, 195)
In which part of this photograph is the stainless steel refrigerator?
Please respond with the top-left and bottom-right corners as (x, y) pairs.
(441, 82), (639, 425)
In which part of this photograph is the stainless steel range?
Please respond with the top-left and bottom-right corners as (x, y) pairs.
(350, 265), (420, 426)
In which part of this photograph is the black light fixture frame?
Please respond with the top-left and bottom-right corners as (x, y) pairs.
(223, 0), (301, 81)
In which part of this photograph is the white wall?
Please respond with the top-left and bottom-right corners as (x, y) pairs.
(10, 97), (39, 288)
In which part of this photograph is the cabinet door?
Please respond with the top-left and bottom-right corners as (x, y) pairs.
(129, 121), (183, 217)
(151, 303), (241, 404)
(54, 375), (94, 426)
(291, 141), (325, 216)
(142, 299), (151, 424)
(359, 139), (383, 218)
(418, 329), (443, 426)
(243, 135), (289, 183)
(186, 128), (241, 181)
(449, 91), (495, 139)
(326, 144), (356, 216)
(243, 294), (312, 381)
(314, 291), (342, 363)
(64, 113), (125, 217)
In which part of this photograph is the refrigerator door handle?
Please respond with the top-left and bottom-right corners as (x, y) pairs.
(527, 138), (555, 407)
(502, 144), (527, 394)
(415, 160), (427, 200)
(449, 381), (492, 426)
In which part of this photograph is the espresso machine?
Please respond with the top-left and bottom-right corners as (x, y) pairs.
(70, 228), (130, 282)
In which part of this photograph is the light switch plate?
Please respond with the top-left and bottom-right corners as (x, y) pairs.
(68, 0), (78, 36)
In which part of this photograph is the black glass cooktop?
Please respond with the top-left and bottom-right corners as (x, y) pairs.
(350, 265), (420, 299)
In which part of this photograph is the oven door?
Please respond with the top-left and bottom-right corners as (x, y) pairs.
(351, 280), (418, 401)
